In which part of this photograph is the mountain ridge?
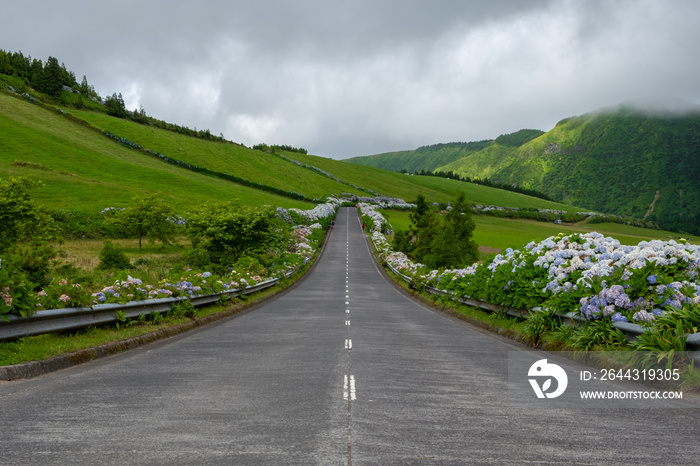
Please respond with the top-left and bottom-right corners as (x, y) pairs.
(347, 104), (700, 234)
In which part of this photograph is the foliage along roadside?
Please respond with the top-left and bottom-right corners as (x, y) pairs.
(0, 197), (341, 321)
(360, 202), (700, 353)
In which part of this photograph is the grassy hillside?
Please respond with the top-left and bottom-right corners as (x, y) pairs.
(0, 91), (314, 211)
(285, 151), (584, 212)
(440, 105), (700, 233)
(346, 130), (544, 174)
(1, 87), (584, 220)
(349, 105), (700, 234)
(63, 108), (370, 201)
(346, 140), (492, 173)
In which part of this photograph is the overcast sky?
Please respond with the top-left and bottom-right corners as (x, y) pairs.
(2, 0), (699, 159)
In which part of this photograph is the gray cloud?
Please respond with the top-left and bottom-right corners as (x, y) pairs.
(1, 0), (698, 158)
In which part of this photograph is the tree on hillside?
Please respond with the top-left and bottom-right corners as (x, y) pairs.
(105, 92), (128, 117)
(29, 58), (43, 90)
(0, 50), (11, 75)
(9, 51), (30, 78)
(37, 56), (63, 95)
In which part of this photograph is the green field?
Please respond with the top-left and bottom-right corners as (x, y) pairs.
(3, 86), (694, 252)
(288, 152), (585, 212)
(0, 92), (313, 211)
(63, 108), (369, 200)
(380, 209), (698, 252)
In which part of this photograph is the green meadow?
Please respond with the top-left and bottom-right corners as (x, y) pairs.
(0, 92), (313, 211)
(63, 108), (368, 200)
(2, 86), (694, 253)
(380, 209), (698, 253)
(286, 151), (586, 212)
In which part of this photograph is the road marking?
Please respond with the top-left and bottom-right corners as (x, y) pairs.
(346, 309), (350, 314)
(345, 339), (352, 350)
(343, 375), (356, 401)
(346, 320), (350, 325)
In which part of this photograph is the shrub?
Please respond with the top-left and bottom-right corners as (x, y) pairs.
(36, 278), (93, 309)
(0, 176), (60, 248)
(0, 255), (37, 320)
(187, 201), (290, 266)
(96, 241), (131, 270)
(18, 241), (56, 288)
(523, 308), (562, 346)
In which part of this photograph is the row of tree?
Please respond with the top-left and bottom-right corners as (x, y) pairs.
(253, 143), (308, 155)
(1, 49), (228, 144)
(0, 49), (99, 99)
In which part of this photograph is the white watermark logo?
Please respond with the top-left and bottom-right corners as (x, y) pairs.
(528, 359), (568, 399)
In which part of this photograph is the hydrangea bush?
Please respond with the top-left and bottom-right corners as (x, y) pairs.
(0, 199), (334, 316)
(366, 202), (700, 330)
(88, 221), (327, 307)
(0, 256), (37, 320)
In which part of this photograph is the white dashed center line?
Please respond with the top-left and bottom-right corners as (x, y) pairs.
(343, 375), (356, 401)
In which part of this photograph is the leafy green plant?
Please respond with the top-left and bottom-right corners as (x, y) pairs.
(96, 241), (131, 270)
(114, 310), (127, 329)
(147, 311), (164, 324)
(169, 300), (196, 318)
(631, 302), (700, 352)
(36, 277), (93, 310)
(523, 308), (561, 346)
(187, 201), (291, 266)
(18, 241), (57, 288)
(570, 320), (628, 350)
(0, 255), (37, 320)
(0, 176), (59, 249)
(104, 193), (180, 249)
(546, 324), (578, 348)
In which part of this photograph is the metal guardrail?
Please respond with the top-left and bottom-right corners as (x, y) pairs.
(381, 246), (700, 350)
(0, 244), (322, 343)
(0, 278), (280, 342)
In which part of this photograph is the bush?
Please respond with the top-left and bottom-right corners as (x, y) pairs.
(0, 177), (60, 248)
(185, 246), (213, 271)
(36, 278), (93, 310)
(18, 241), (56, 288)
(105, 193), (179, 249)
(0, 255), (37, 320)
(187, 201), (290, 266)
(96, 241), (131, 270)
(51, 209), (118, 239)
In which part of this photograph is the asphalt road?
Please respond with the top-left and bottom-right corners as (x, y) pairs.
(1, 207), (699, 465)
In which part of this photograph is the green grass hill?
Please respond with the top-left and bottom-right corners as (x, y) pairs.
(1, 70), (698, 251)
(0, 86), (588, 216)
(349, 105), (700, 235)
